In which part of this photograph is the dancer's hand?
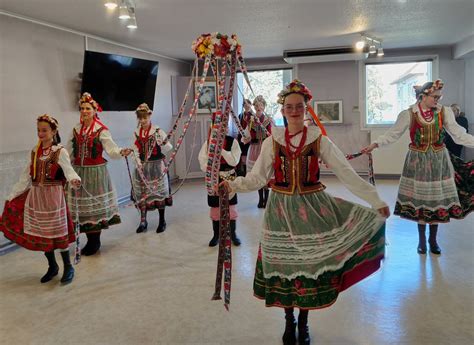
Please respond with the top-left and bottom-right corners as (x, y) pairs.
(361, 143), (378, 154)
(70, 179), (81, 189)
(242, 135), (251, 145)
(218, 180), (231, 194)
(377, 206), (390, 218)
(120, 148), (132, 156)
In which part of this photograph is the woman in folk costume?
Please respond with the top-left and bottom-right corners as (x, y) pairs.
(132, 103), (173, 233)
(198, 113), (242, 247)
(0, 115), (81, 284)
(237, 98), (253, 176)
(242, 95), (272, 208)
(363, 80), (474, 255)
(66, 92), (132, 256)
(221, 80), (389, 345)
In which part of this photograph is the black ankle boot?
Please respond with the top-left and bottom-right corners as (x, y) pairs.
(230, 220), (241, 246)
(41, 251), (59, 283)
(257, 189), (265, 208)
(263, 189), (269, 208)
(157, 209), (166, 233)
(429, 241), (441, 255)
(209, 220), (219, 247)
(298, 310), (310, 345)
(136, 221), (148, 233)
(60, 250), (75, 284)
(83, 232), (101, 256)
(282, 308), (296, 345)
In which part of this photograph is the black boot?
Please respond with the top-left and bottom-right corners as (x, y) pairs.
(60, 250), (75, 284)
(282, 308), (296, 345)
(83, 232), (101, 256)
(209, 220), (219, 247)
(298, 310), (310, 345)
(257, 189), (265, 208)
(263, 188), (269, 208)
(136, 221), (148, 233)
(156, 209), (167, 233)
(41, 251), (59, 283)
(429, 224), (441, 255)
(417, 224), (427, 254)
(230, 220), (241, 246)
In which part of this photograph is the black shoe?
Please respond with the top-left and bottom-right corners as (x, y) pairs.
(82, 233), (101, 256)
(257, 200), (265, 208)
(136, 221), (148, 233)
(209, 221), (219, 247)
(60, 251), (75, 284)
(298, 325), (311, 345)
(429, 242), (441, 255)
(40, 265), (59, 283)
(417, 245), (427, 255)
(156, 221), (167, 233)
(230, 220), (241, 246)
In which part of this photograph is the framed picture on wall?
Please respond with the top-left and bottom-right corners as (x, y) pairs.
(313, 100), (343, 123)
(195, 79), (218, 114)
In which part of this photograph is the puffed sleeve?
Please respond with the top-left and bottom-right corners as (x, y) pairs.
(221, 139), (241, 167)
(158, 129), (173, 154)
(373, 110), (410, 147)
(99, 129), (123, 159)
(443, 106), (474, 147)
(58, 148), (81, 182)
(320, 136), (388, 209)
(198, 141), (208, 172)
(228, 136), (274, 192)
(7, 153), (32, 201)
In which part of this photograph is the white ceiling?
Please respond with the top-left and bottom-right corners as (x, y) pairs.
(1, 0), (473, 61)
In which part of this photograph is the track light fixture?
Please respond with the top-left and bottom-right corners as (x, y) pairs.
(104, 0), (138, 29)
(355, 34), (384, 57)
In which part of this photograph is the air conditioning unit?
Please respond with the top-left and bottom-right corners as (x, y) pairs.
(283, 46), (368, 64)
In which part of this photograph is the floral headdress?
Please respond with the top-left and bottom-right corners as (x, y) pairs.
(37, 114), (59, 129)
(136, 103), (152, 116)
(192, 33), (241, 59)
(277, 79), (313, 104)
(79, 92), (102, 112)
(413, 79), (444, 97)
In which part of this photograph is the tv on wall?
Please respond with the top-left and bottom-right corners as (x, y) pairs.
(81, 50), (159, 111)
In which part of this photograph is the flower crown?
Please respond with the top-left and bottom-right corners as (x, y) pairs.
(277, 79), (313, 104)
(413, 79), (444, 96)
(136, 103), (152, 115)
(37, 114), (59, 129)
(79, 92), (102, 112)
(192, 32), (241, 59)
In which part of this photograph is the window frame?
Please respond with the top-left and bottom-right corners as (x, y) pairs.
(358, 55), (439, 130)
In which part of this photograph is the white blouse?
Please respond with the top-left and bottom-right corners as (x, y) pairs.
(374, 104), (474, 148)
(66, 123), (123, 159)
(229, 126), (388, 209)
(198, 138), (242, 172)
(8, 145), (81, 201)
(131, 125), (173, 159)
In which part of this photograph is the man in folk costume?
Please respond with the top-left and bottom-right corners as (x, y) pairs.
(198, 113), (242, 247)
(221, 80), (389, 345)
(364, 80), (474, 255)
(66, 92), (132, 256)
(1, 115), (81, 284)
(132, 103), (173, 233)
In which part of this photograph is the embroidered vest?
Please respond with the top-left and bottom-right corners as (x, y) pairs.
(271, 136), (326, 195)
(409, 107), (445, 152)
(134, 129), (164, 162)
(72, 127), (107, 165)
(30, 147), (65, 186)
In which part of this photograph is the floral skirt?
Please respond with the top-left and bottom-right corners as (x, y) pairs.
(253, 190), (385, 309)
(68, 164), (121, 233)
(394, 148), (471, 223)
(0, 189), (75, 252)
(131, 159), (172, 210)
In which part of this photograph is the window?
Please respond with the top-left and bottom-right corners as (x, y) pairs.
(364, 60), (433, 126)
(236, 68), (293, 127)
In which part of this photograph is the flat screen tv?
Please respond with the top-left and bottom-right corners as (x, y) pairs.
(81, 50), (159, 111)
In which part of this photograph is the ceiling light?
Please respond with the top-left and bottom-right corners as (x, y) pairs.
(127, 8), (137, 29)
(119, 2), (130, 19)
(104, 1), (118, 9)
(369, 45), (376, 54)
(377, 47), (384, 56)
(355, 40), (366, 50)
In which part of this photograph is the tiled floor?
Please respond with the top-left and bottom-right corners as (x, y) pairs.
(0, 177), (473, 345)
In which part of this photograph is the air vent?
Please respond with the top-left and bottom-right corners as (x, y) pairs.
(284, 46), (368, 64)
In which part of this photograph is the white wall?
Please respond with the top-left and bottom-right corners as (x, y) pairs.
(0, 15), (190, 247)
(464, 58), (474, 160)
